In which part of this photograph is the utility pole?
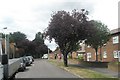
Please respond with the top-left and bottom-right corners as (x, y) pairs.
(48, 49), (49, 60)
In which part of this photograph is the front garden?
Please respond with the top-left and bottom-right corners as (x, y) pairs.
(48, 59), (119, 80)
(108, 61), (120, 72)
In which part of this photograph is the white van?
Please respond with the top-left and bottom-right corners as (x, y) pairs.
(42, 54), (48, 59)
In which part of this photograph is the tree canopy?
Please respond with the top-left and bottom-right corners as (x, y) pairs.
(9, 31), (27, 44)
(33, 32), (44, 45)
(8, 31), (49, 58)
(45, 9), (91, 66)
(86, 20), (110, 61)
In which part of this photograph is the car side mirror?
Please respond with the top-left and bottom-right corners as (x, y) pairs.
(1, 54), (8, 65)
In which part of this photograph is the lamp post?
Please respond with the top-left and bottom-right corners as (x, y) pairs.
(0, 33), (2, 55)
(2, 27), (9, 80)
(3, 27), (7, 55)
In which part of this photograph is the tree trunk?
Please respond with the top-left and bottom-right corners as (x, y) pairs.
(100, 46), (102, 61)
(63, 53), (68, 67)
(95, 48), (98, 62)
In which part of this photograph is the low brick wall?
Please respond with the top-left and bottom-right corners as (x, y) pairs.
(79, 61), (109, 68)
(108, 62), (120, 72)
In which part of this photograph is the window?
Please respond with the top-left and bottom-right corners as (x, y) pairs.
(87, 53), (91, 58)
(87, 53), (92, 61)
(103, 51), (107, 58)
(78, 54), (83, 56)
(113, 36), (119, 44)
(118, 51), (120, 62)
(87, 45), (91, 48)
(113, 51), (118, 58)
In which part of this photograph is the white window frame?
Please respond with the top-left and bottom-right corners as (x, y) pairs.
(113, 50), (118, 58)
(118, 51), (120, 62)
(113, 36), (119, 44)
(103, 51), (107, 58)
(87, 45), (91, 48)
(87, 53), (91, 58)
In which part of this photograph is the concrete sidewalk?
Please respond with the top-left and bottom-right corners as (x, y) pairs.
(88, 67), (119, 78)
(69, 64), (119, 78)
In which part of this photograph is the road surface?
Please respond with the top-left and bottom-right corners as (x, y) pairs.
(0, 64), (3, 80)
(15, 59), (79, 78)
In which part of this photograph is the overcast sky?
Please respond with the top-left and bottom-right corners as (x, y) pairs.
(0, 0), (119, 51)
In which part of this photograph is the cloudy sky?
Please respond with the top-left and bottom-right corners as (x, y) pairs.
(0, 0), (119, 50)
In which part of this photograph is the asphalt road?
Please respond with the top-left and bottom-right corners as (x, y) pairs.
(0, 65), (3, 80)
(15, 59), (79, 78)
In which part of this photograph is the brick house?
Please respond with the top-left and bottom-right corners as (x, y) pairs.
(49, 48), (62, 59)
(84, 28), (120, 62)
(48, 28), (120, 62)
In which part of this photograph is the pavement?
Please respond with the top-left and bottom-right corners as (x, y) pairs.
(15, 59), (79, 78)
(88, 67), (119, 78)
(69, 64), (119, 78)
(67, 59), (119, 78)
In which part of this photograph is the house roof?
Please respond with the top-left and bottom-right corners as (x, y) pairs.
(110, 28), (120, 34)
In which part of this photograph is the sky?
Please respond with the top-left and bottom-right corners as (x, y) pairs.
(0, 0), (119, 51)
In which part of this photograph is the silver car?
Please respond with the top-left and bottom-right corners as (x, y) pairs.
(27, 56), (34, 64)
(18, 57), (26, 71)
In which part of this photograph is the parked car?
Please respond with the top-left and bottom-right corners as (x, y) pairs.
(42, 54), (48, 59)
(27, 56), (34, 64)
(24, 56), (31, 66)
(18, 57), (26, 71)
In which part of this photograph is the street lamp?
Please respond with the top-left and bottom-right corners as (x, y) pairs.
(0, 33), (2, 55)
(3, 27), (7, 54)
(2, 27), (9, 80)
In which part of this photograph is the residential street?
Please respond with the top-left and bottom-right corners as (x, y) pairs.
(15, 59), (79, 78)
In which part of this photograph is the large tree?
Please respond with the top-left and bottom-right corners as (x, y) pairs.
(33, 32), (44, 45)
(9, 31), (27, 44)
(35, 44), (48, 58)
(16, 39), (31, 56)
(86, 20), (110, 61)
(33, 32), (48, 58)
(45, 9), (91, 66)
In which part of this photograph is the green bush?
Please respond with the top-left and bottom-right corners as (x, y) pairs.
(114, 62), (120, 65)
(78, 55), (84, 61)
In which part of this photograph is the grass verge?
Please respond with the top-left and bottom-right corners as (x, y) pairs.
(48, 59), (119, 80)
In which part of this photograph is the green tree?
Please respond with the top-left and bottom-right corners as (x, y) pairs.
(9, 31), (27, 44)
(45, 9), (90, 67)
(86, 20), (110, 61)
(33, 32), (48, 58)
(35, 44), (48, 58)
(33, 32), (44, 45)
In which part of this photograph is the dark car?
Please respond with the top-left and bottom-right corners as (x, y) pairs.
(24, 57), (31, 66)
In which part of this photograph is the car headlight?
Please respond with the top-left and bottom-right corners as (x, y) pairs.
(20, 63), (24, 66)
